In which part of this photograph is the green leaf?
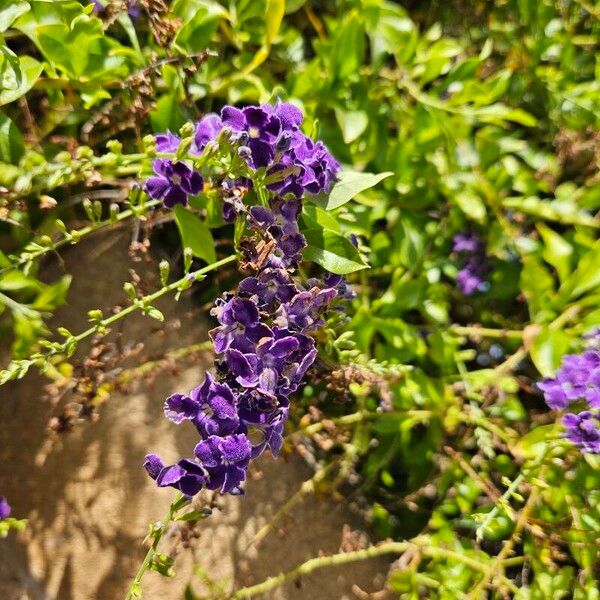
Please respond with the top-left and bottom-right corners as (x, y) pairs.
(173, 205), (216, 264)
(514, 425), (557, 461)
(453, 190), (487, 224)
(173, 0), (225, 53)
(0, 0), (29, 32)
(554, 240), (600, 305)
(530, 327), (571, 377)
(0, 112), (24, 164)
(32, 13), (133, 82)
(331, 12), (365, 80)
(302, 228), (368, 274)
(520, 257), (555, 320)
(502, 196), (599, 228)
(309, 170), (393, 211)
(32, 275), (72, 311)
(243, 0), (284, 74)
(334, 108), (368, 144)
(537, 223), (573, 283)
(0, 53), (42, 106)
(301, 204), (341, 232)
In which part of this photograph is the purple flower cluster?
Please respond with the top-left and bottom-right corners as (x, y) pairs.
(144, 202), (348, 496)
(145, 133), (204, 208)
(538, 348), (600, 454)
(145, 102), (340, 210)
(0, 497), (10, 520)
(453, 233), (490, 296)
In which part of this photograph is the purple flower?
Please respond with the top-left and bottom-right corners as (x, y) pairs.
(145, 160), (203, 208)
(248, 403), (289, 458)
(225, 334), (300, 395)
(0, 497), (10, 520)
(308, 272), (356, 301)
(275, 287), (337, 332)
(563, 412), (600, 454)
(239, 268), (297, 308)
(127, 0), (140, 19)
(194, 114), (223, 154)
(164, 373), (240, 437)
(539, 350), (600, 409)
(452, 233), (489, 295)
(155, 132), (181, 153)
(537, 378), (569, 410)
(209, 297), (270, 354)
(145, 102), (352, 499)
(456, 258), (488, 295)
(90, 0), (140, 19)
(290, 133), (340, 195)
(191, 374), (240, 436)
(453, 233), (481, 254)
(144, 454), (207, 497)
(194, 434), (251, 494)
(266, 131), (340, 198)
(221, 105), (282, 168)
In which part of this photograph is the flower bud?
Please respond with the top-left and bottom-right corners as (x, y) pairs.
(159, 260), (170, 286)
(183, 247), (193, 272)
(39, 195), (57, 210)
(109, 203), (120, 224)
(276, 131), (292, 153)
(83, 198), (95, 221)
(87, 309), (103, 323)
(237, 146), (252, 159)
(142, 134), (157, 155)
(176, 137), (194, 159)
(106, 139), (123, 155)
(179, 122), (195, 138)
(123, 282), (137, 300)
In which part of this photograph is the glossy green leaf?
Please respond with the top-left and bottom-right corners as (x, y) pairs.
(174, 205), (217, 264)
(0, 54), (42, 106)
(334, 108), (368, 144)
(309, 170), (393, 211)
(301, 204), (341, 232)
(173, 0), (225, 53)
(0, 0), (29, 32)
(0, 112), (24, 164)
(530, 327), (571, 377)
(302, 228), (368, 274)
(331, 12), (365, 80)
(537, 223), (573, 283)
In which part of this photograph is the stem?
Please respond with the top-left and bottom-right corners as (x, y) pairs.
(228, 542), (411, 599)
(475, 452), (546, 543)
(125, 492), (183, 600)
(226, 539), (518, 599)
(451, 326), (524, 340)
(0, 254), (238, 385)
(72, 254), (235, 344)
(0, 199), (161, 276)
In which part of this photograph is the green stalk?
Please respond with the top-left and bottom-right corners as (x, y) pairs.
(125, 493), (184, 600)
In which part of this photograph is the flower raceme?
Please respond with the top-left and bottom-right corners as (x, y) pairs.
(144, 101), (340, 209)
(538, 342), (600, 454)
(144, 102), (349, 496)
(145, 213), (343, 495)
